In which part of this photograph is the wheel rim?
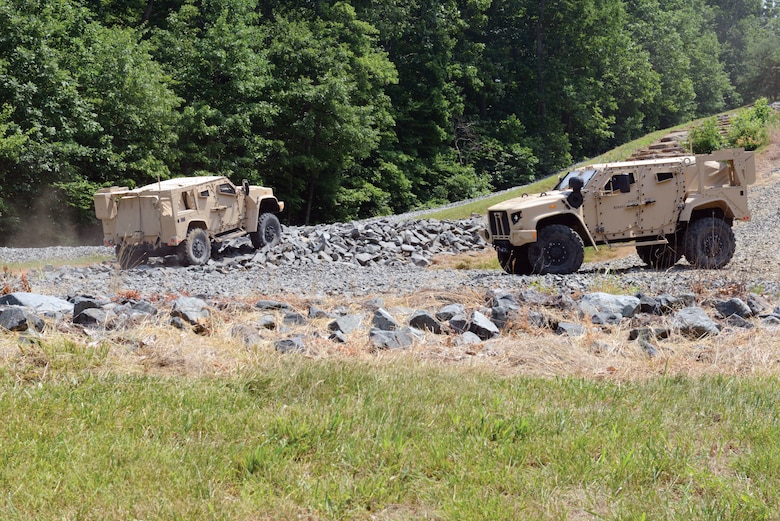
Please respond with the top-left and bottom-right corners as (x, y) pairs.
(264, 224), (276, 243)
(703, 233), (722, 259)
(544, 240), (568, 266)
(193, 237), (206, 258)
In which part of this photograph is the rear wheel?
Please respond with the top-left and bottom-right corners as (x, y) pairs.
(684, 217), (735, 269)
(250, 213), (282, 249)
(177, 228), (211, 266)
(497, 244), (532, 275)
(528, 224), (585, 275)
(636, 232), (683, 269)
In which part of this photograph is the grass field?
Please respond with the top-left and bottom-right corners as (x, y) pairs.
(2, 355), (779, 520)
(0, 253), (112, 275)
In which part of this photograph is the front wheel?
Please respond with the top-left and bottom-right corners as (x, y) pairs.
(497, 244), (533, 275)
(177, 228), (211, 266)
(250, 213), (282, 249)
(684, 217), (735, 269)
(528, 224), (585, 275)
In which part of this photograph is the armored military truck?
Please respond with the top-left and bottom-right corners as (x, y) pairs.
(94, 176), (284, 269)
(480, 148), (755, 275)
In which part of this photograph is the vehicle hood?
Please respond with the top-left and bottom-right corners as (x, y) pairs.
(487, 191), (567, 212)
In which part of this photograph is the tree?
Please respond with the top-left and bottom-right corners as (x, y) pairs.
(741, 17), (780, 100)
(350, 0), (494, 206)
(670, 0), (739, 114)
(150, 0), (276, 183)
(261, 2), (397, 224)
(0, 0), (179, 243)
(625, 0), (697, 129)
(528, 0), (661, 159)
(68, 22), (181, 187)
(708, 0), (764, 92)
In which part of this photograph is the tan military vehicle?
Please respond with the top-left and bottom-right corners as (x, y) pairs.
(480, 148), (755, 275)
(94, 176), (284, 268)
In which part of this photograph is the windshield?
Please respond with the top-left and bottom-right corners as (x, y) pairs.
(554, 168), (598, 190)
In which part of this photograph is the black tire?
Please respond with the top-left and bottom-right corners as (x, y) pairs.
(636, 232), (683, 269)
(497, 245), (533, 275)
(684, 217), (735, 269)
(250, 213), (282, 249)
(116, 243), (148, 270)
(528, 224), (585, 275)
(177, 228), (211, 266)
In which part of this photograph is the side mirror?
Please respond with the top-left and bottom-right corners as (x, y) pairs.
(242, 179), (250, 195)
(567, 177), (584, 208)
(568, 176), (584, 192)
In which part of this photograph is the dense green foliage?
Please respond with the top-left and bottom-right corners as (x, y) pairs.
(685, 98), (775, 153)
(0, 0), (778, 242)
(687, 118), (725, 154)
(727, 97), (774, 150)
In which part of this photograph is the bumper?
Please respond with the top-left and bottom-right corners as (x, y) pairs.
(481, 228), (537, 247)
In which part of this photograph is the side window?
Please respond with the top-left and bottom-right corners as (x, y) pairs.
(604, 173), (635, 193)
(182, 191), (196, 210)
(199, 189), (210, 198)
(218, 183), (236, 195)
(656, 172), (674, 183)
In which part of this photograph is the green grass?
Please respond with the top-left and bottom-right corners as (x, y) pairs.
(2, 354), (780, 520)
(422, 176), (560, 221)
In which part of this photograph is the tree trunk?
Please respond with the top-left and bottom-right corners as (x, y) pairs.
(535, 0), (547, 121)
(303, 138), (315, 225)
(142, 0), (154, 24)
(304, 178), (315, 226)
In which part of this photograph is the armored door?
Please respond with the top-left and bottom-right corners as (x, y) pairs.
(210, 181), (243, 233)
(635, 167), (686, 236)
(594, 170), (641, 241)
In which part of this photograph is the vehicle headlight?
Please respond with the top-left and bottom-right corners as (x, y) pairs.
(511, 211), (522, 224)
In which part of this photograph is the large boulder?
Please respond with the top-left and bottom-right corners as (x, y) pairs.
(712, 298), (752, 319)
(408, 310), (442, 334)
(468, 311), (500, 340)
(372, 308), (400, 331)
(170, 297), (211, 325)
(0, 292), (72, 315)
(579, 293), (640, 319)
(328, 314), (364, 335)
(0, 307), (45, 332)
(673, 307), (720, 338)
(369, 327), (424, 349)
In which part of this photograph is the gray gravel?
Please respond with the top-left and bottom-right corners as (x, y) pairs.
(4, 172), (780, 302)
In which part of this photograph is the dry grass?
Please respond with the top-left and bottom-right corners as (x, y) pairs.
(754, 123), (780, 186)
(429, 248), (498, 269)
(3, 287), (778, 384)
(430, 245), (636, 272)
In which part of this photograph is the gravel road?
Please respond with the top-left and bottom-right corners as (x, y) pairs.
(3, 163), (780, 302)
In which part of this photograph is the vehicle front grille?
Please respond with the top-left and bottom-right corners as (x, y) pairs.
(489, 211), (511, 237)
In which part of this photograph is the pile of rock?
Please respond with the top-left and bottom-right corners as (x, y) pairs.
(2, 287), (779, 358)
(276, 288), (780, 355)
(228, 217), (488, 269)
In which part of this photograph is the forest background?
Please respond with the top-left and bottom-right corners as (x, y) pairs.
(0, 0), (778, 245)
